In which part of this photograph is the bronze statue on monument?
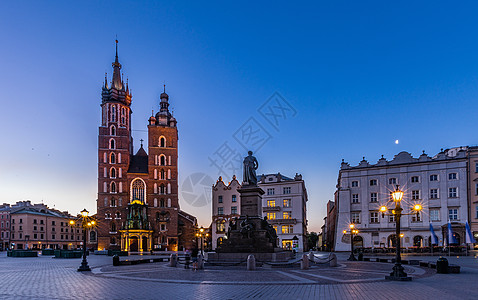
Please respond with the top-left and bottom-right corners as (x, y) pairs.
(212, 150), (289, 261)
(243, 151), (259, 186)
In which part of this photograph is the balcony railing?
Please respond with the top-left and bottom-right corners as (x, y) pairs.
(263, 206), (281, 212)
(269, 218), (297, 225)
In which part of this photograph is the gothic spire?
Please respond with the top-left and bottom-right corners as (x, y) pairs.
(111, 39), (123, 90)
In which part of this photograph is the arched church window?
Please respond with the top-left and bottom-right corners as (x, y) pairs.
(110, 168), (116, 178)
(111, 105), (116, 122)
(110, 139), (115, 149)
(115, 212), (120, 219)
(111, 182), (116, 194)
(160, 155), (166, 166)
(121, 107), (126, 125)
(160, 199), (165, 208)
(110, 153), (116, 164)
(160, 137), (166, 147)
(110, 125), (116, 136)
(131, 178), (146, 203)
(110, 198), (116, 207)
(111, 222), (116, 232)
(160, 184), (165, 194)
(161, 169), (165, 180)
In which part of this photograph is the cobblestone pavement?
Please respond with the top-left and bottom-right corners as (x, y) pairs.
(1, 252), (478, 299)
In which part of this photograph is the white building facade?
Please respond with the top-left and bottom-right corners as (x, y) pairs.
(211, 173), (308, 252)
(334, 149), (469, 251)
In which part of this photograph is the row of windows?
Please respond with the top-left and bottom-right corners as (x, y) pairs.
(217, 206), (238, 215)
(153, 169), (171, 180)
(218, 195), (237, 204)
(216, 221), (293, 235)
(11, 233), (80, 241)
(266, 212), (292, 220)
(104, 167), (122, 178)
(104, 152), (121, 164)
(153, 198), (172, 208)
(0, 221), (9, 228)
(105, 212), (121, 219)
(11, 219), (69, 226)
(266, 187), (292, 195)
(104, 180), (172, 195)
(266, 199), (292, 207)
(351, 173), (460, 187)
(108, 104), (128, 125)
(351, 208), (459, 224)
(154, 155), (172, 166)
(351, 188), (459, 203)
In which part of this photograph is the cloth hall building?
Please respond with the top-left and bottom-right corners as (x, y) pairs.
(96, 43), (197, 252)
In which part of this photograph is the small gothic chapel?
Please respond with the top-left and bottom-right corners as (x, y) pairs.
(97, 41), (197, 252)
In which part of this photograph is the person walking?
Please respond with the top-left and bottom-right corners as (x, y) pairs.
(185, 249), (191, 269)
(191, 247), (199, 271)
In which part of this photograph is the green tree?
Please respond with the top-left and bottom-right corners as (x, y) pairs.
(306, 232), (318, 250)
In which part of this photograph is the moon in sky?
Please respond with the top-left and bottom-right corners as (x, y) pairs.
(395, 140), (399, 144)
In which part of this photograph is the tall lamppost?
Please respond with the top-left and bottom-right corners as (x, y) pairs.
(380, 185), (422, 281)
(343, 224), (359, 261)
(70, 209), (96, 272)
(195, 226), (210, 255)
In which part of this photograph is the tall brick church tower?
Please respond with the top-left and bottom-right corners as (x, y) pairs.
(97, 42), (197, 252)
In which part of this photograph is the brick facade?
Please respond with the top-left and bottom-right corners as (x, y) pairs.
(96, 44), (196, 251)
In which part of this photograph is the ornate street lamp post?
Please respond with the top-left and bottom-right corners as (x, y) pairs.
(380, 185), (422, 281)
(195, 226), (210, 255)
(343, 224), (359, 261)
(71, 209), (96, 272)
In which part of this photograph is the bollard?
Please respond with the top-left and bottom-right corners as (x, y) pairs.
(169, 254), (177, 267)
(436, 257), (448, 274)
(112, 255), (120, 266)
(329, 253), (337, 267)
(301, 254), (309, 270)
(198, 254), (204, 270)
(247, 254), (256, 271)
(308, 252), (315, 263)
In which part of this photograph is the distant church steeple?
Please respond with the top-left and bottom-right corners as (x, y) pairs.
(112, 39), (123, 90)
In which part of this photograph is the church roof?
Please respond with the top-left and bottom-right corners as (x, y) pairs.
(128, 146), (148, 173)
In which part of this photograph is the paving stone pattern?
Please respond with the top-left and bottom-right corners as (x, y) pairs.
(0, 252), (477, 299)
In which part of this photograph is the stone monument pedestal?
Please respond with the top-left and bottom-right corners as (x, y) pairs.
(209, 184), (290, 263)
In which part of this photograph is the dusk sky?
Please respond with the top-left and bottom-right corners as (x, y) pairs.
(2, 1), (478, 232)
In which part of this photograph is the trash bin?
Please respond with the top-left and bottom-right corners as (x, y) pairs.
(436, 257), (448, 274)
(113, 255), (120, 266)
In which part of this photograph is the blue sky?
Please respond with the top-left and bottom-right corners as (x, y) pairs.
(1, 1), (478, 232)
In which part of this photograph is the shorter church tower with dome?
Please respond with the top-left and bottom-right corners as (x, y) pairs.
(96, 41), (197, 252)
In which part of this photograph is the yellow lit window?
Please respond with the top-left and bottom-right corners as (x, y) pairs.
(283, 199), (291, 207)
(283, 212), (291, 219)
(267, 200), (276, 207)
(281, 225), (293, 234)
(273, 225), (277, 233)
(267, 212), (276, 220)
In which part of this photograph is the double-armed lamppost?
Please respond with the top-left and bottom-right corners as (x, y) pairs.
(70, 209), (96, 272)
(380, 185), (422, 281)
(343, 224), (359, 261)
(196, 226), (208, 255)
